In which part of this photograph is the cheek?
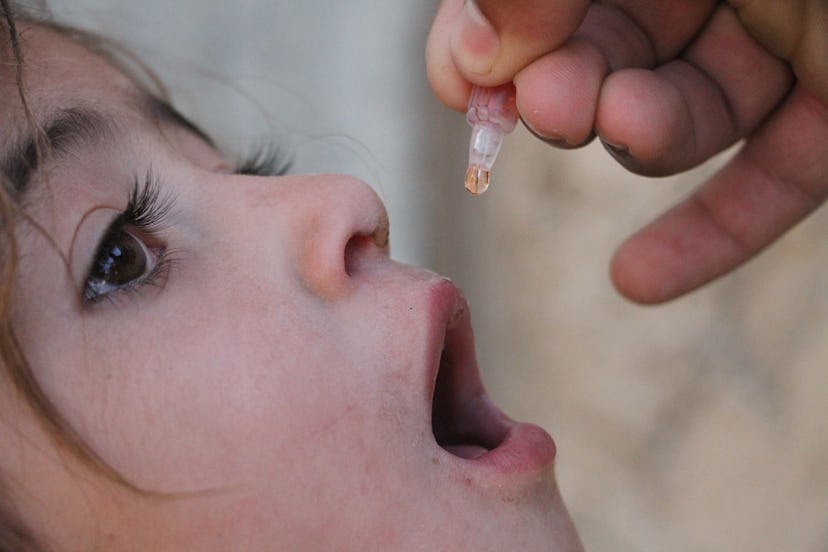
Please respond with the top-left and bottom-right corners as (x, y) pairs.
(66, 287), (422, 502)
(19, 246), (448, 536)
(86, 305), (358, 491)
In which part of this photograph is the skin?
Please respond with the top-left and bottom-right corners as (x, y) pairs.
(427, 0), (828, 303)
(0, 25), (583, 551)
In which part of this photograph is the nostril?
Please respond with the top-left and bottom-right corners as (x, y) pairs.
(344, 210), (390, 276)
(344, 233), (386, 276)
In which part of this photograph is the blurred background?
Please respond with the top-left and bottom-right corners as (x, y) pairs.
(45, 1), (828, 550)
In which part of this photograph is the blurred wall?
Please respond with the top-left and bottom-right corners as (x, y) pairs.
(436, 129), (828, 551)
(45, 1), (828, 550)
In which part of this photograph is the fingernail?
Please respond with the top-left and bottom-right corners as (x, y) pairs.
(522, 117), (576, 148)
(601, 139), (642, 171)
(602, 139), (630, 158)
(450, 0), (500, 76)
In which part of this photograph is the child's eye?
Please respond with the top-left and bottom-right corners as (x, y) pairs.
(82, 173), (175, 305)
(83, 227), (165, 303)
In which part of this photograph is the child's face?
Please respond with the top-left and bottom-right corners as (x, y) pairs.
(0, 25), (581, 550)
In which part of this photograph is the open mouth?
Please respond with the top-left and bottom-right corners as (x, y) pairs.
(430, 296), (510, 460)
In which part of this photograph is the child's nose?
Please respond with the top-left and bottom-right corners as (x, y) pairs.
(281, 174), (390, 299)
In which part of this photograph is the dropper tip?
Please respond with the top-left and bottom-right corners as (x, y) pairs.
(464, 166), (490, 195)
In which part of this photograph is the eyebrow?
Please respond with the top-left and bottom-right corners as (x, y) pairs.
(143, 95), (216, 149)
(1, 95), (215, 198)
(1, 106), (115, 197)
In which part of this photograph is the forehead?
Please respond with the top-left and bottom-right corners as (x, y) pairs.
(1, 23), (221, 200)
(0, 23), (144, 140)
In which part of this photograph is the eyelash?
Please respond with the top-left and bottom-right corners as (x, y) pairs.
(82, 173), (176, 305)
(233, 141), (293, 177)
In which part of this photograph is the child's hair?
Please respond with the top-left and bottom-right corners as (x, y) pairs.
(1, 2), (46, 547)
(0, 1), (178, 547)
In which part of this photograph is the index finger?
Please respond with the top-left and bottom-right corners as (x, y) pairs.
(611, 86), (828, 303)
(426, 0), (589, 111)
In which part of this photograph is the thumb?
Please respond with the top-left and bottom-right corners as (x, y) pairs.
(427, 0), (588, 111)
(451, 0), (589, 84)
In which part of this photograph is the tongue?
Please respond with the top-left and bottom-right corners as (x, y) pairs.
(443, 444), (489, 459)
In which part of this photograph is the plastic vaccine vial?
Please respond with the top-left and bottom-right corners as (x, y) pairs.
(465, 83), (519, 194)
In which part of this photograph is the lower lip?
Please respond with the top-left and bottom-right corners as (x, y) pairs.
(478, 422), (557, 473)
(445, 422), (557, 480)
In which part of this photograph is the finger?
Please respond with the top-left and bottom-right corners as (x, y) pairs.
(601, 0), (719, 61)
(729, 0), (828, 103)
(428, 0), (718, 125)
(512, 1), (718, 147)
(512, 4), (645, 147)
(610, 85), (828, 304)
(595, 4), (793, 176)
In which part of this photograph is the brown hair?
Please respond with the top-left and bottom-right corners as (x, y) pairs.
(0, 1), (176, 547)
(1, 2), (48, 548)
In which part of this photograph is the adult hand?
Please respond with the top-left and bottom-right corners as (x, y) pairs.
(427, 0), (828, 303)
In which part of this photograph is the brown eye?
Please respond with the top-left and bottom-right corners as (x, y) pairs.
(84, 228), (155, 302)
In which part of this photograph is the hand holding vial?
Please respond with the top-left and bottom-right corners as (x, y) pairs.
(427, 0), (828, 303)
